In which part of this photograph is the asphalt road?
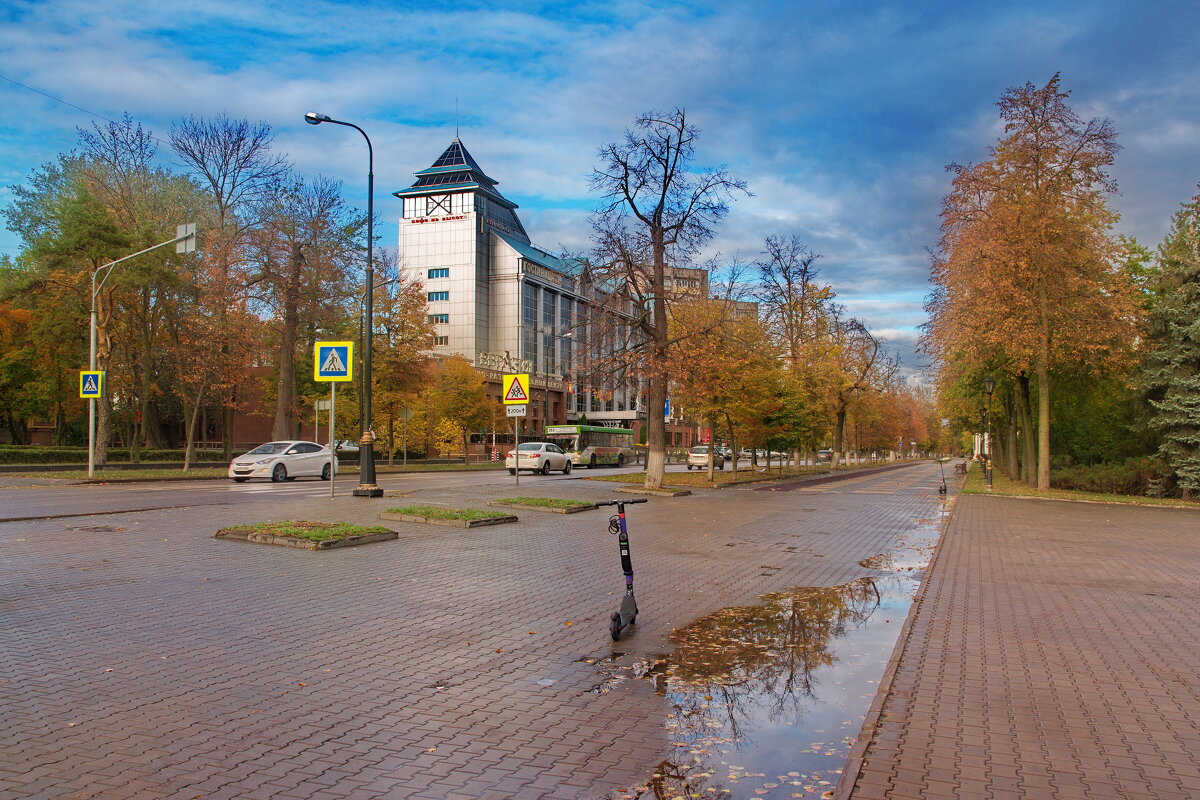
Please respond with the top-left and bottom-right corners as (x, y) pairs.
(0, 460), (814, 522)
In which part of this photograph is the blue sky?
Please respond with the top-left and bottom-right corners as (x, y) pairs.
(2, 0), (1198, 373)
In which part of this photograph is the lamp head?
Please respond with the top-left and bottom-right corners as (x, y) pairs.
(982, 376), (995, 396)
(304, 111), (332, 125)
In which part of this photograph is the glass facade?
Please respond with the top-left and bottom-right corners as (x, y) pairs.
(521, 283), (538, 364)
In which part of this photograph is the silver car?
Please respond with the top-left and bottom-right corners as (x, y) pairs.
(228, 441), (338, 483)
(505, 442), (573, 475)
(687, 446), (725, 470)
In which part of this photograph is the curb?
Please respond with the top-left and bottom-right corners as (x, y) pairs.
(616, 486), (691, 497)
(487, 501), (596, 514)
(833, 495), (959, 800)
(379, 511), (518, 528)
(213, 528), (399, 550)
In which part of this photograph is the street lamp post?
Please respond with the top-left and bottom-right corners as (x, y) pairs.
(305, 111), (382, 497)
(87, 226), (196, 478)
(982, 376), (995, 491)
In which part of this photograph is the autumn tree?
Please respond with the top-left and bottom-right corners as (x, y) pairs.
(430, 355), (495, 463)
(1139, 184), (1200, 499)
(923, 74), (1137, 488)
(665, 299), (788, 477)
(371, 252), (434, 462)
(590, 109), (747, 489)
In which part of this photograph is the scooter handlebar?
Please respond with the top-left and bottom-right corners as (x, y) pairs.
(595, 498), (648, 506)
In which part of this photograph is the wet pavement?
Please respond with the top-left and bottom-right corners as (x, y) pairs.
(1, 462), (950, 799)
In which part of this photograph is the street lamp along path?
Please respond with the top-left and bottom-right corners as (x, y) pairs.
(86, 224), (197, 479)
(304, 111), (383, 497)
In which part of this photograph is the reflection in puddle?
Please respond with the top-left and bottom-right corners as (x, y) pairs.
(607, 501), (949, 800)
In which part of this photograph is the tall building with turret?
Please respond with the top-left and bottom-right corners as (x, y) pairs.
(394, 139), (643, 432)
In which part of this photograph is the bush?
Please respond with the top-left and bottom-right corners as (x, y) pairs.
(0, 446), (226, 464)
(1050, 457), (1170, 496)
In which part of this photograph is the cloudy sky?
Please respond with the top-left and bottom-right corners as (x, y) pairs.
(2, 0), (1198, 373)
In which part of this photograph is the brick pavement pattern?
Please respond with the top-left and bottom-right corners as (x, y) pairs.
(0, 464), (948, 800)
(846, 494), (1200, 800)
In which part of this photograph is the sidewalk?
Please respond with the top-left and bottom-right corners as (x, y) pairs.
(843, 493), (1200, 800)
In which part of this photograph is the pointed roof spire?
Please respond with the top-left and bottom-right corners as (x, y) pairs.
(393, 138), (516, 209)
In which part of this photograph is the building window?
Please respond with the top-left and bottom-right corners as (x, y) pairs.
(428, 291), (449, 301)
(432, 336), (449, 346)
(429, 314), (449, 324)
(427, 268), (449, 279)
(522, 283), (538, 364)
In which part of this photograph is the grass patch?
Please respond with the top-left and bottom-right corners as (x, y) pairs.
(961, 467), (1200, 508)
(494, 497), (593, 510)
(12, 467), (230, 481)
(385, 505), (511, 521)
(223, 520), (391, 542)
(585, 467), (823, 488)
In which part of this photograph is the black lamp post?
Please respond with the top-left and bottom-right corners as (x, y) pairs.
(304, 111), (382, 497)
(982, 376), (995, 491)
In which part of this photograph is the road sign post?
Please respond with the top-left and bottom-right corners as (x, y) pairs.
(315, 342), (354, 497)
(503, 375), (529, 487)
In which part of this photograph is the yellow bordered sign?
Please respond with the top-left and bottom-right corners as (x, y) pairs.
(502, 373), (529, 405)
(79, 370), (104, 398)
(314, 341), (354, 382)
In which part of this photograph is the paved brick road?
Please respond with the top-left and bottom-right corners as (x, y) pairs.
(844, 494), (1200, 800)
(0, 464), (946, 800)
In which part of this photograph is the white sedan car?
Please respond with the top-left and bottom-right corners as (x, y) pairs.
(228, 441), (338, 483)
(505, 442), (573, 475)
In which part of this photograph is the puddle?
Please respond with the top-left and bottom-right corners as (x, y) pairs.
(605, 501), (950, 800)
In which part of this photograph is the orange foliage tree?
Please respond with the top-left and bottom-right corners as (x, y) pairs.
(923, 74), (1137, 488)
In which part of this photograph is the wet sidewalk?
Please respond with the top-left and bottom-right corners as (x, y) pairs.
(842, 494), (1200, 800)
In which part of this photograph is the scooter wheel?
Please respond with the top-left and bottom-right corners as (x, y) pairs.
(610, 612), (622, 641)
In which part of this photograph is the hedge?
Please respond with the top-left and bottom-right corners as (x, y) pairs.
(0, 446), (227, 464)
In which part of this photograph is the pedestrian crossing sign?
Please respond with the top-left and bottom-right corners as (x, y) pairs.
(79, 370), (103, 398)
(314, 341), (354, 382)
(502, 373), (530, 405)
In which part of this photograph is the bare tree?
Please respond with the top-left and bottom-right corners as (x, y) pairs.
(246, 176), (361, 441)
(590, 109), (747, 489)
(171, 115), (289, 457)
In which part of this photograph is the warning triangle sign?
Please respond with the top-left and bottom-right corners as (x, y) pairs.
(83, 376), (98, 394)
(321, 348), (347, 373)
(504, 379), (528, 402)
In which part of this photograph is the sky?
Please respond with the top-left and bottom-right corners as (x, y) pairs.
(2, 0), (1198, 375)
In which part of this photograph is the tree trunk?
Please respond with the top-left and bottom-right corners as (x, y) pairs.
(183, 380), (207, 472)
(831, 403), (847, 469)
(1016, 372), (1036, 484)
(222, 405), (234, 460)
(1005, 407), (1019, 479)
(1036, 356), (1051, 490)
(272, 248), (302, 441)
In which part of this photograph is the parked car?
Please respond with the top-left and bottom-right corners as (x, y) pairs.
(228, 441), (338, 483)
(717, 446), (734, 460)
(687, 445), (725, 470)
(816, 448), (833, 462)
(505, 442), (573, 475)
(333, 439), (360, 453)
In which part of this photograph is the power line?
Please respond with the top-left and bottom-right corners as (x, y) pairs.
(0, 73), (172, 147)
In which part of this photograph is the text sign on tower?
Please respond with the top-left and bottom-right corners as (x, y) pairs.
(314, 341), (354, 382)
(502, 373), (530, 405)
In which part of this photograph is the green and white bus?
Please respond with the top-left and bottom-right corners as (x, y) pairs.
(544, 424), (636, 468)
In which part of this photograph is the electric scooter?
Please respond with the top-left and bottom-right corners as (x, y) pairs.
(596, 498), (648, 640)
(936, 457), (950, 495)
